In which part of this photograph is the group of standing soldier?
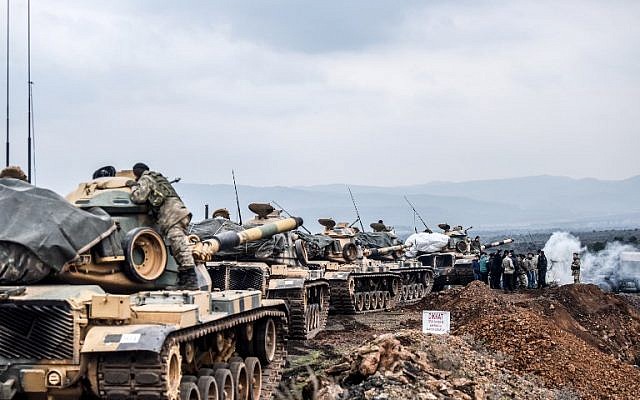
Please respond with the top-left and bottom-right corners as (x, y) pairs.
(474, 249), (582, 290)
(474, 249), (553, 291)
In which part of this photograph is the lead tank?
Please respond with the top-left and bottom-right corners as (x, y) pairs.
(0, 174), (302, 400)
(408, 223), (513, 290)
(198, 203), (330, 340)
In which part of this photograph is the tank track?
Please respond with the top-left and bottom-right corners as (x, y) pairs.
(269, 281), (330, 340)
(97, 307), (287, 400)
(396, 268), (434, 305)
(328, 272), (400, 315)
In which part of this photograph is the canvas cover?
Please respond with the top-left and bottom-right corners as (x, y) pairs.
(189, 218), (286, 259)
(289, 231), (335, 259)
(356, 232), (400, 249)
(404, 232), (450, 257)
(0, 178), (116, 272)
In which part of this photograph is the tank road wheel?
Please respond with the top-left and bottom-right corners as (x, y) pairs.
(409, 284), (416, 300)
(163, 342), (183, 400)
(255, 318), (277, 364)
(214, 369), (234, 400)
(364, 292), (371, 310)
(383, 292), (391, 309)
(122, 227), (168, 282)
(180, 381), (201, 400)
(423, 272), (434, 293)
(197, 375), (218, 400)
(229, 362), (248, 400)
(244, 357), (262, 400)
(376, 292), (383, 309)
(401, 285), (408, 301)
(355, 293), (364, 311)
(391, 279), (400, 296)
(371, 291), (379, 310)
(237, 324), (254, 357)
(417, 283), (425, 298)
(314, 304), (320, 330)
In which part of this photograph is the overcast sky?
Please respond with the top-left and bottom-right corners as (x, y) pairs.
(2, 0), (639, 193)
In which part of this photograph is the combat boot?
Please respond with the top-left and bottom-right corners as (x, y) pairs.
(177, 267), (199, 290)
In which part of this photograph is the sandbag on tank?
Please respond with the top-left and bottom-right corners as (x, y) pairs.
(0, 178), (116, 283)
(404, 232), (450, 257)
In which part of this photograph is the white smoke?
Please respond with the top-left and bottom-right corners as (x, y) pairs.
(542, 231), (640, 290)
(543, 232), (582, 285)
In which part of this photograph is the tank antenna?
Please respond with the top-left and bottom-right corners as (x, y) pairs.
(4, 0), (9, 167)
(272, 200), (311, 234)
(232, 169), (243, 225)
(347, 186), (365, 232)
(27, 0), (31, 182)
(404, 195), (430, 232)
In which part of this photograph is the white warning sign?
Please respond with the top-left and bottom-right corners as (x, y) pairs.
(422, 310), (451, 335)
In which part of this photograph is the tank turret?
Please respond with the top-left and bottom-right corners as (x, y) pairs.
(198, 203), (330, 340)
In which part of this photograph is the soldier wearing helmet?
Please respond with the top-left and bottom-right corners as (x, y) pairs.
(128, 162), (197, 289)
(0, 165), (27, 181)
(571, 252), (581, 284)
(212, 208), (230, 220)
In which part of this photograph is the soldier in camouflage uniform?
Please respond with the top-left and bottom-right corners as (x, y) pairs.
(128, 163), (198, 289)
(571, 253), (581, 284)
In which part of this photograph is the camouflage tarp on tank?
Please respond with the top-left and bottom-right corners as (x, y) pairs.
(189, 218), (286, 258)
(356, 232), (400, 249)
(0, 178), (116, 272)
(295, 232), (336, 259)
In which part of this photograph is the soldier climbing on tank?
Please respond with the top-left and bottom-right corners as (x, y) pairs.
(127, 162), (198, 289)
(571, 252), (581, 284)
(0, 165), (27, 181)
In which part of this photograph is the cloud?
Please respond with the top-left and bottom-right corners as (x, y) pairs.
(1, 0), (637, 193)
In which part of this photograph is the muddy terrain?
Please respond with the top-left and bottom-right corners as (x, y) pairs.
(279, 282), (640, 399)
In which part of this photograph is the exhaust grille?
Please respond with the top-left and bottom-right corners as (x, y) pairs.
(229, 268), (266, 291)
(0, 302), (74, 360)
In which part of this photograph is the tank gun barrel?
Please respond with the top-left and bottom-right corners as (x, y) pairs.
(191, 217), (303, 262)
(363, 244), (407, 257)
(480, 238), (514, 250)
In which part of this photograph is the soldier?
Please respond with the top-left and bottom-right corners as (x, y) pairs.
(212, 208), (231, 219)
(501, 251), (515, 292)
(127, 163), (197, 289)
(92, 165), (116, 179)
(0, 165), (27, 181)
(571, 253), (581, 284)
(537, 250), (548, 289)
(524, 252), (537, 289)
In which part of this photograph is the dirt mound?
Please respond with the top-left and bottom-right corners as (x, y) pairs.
(542, 284), (640, 363)
(424, 282), (640, 399)
(317, 331), (562, 400)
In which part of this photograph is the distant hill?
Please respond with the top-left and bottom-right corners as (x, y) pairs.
(177, 175), (640, 235)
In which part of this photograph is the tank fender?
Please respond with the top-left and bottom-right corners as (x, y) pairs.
(268, 278), (305, 291)
(324, 271), (350, 281)
(81, 324), (176, 354)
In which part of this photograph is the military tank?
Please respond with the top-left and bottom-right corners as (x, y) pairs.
(0, 174), (303, 400)
(301, 218), (402, 314)
(408, 223), (513, 291)
(198, 203), (330, 340)
(363, 244), (434, 304)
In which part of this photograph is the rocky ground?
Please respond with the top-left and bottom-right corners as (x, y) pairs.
(277, 282), (640, 399)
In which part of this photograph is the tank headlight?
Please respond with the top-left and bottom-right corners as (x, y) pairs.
(46, 370), (62, 387)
